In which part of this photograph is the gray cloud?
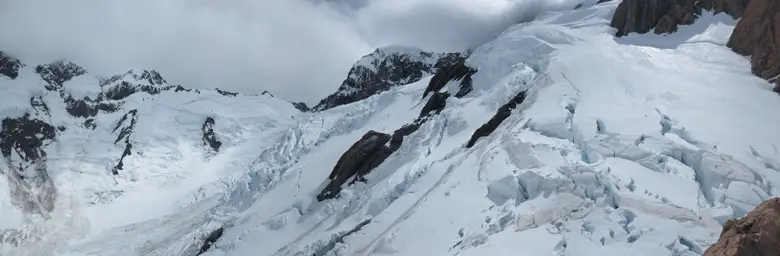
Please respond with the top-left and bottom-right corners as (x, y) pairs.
(0, 0), (579, 104)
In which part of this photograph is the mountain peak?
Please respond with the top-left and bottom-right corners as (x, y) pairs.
(311, 46), (468, 111)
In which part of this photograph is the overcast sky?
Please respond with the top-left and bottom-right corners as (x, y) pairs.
(0, 0), (578, 104)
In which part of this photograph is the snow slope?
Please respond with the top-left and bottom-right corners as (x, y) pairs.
(3, 1), (780, 256)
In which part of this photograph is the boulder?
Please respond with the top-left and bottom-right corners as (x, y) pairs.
(703, 197), (780, 256)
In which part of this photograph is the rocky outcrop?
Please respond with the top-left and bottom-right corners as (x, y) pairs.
(317, 130), (393, 201)
(35, 60), (87, 91)
(319, 89), (456, 201)
(311, 47), (466, 112)
(215, 88), (237, 97)
(197, 227), (224, 256)
(0, 52), (24, 79)
(1, 114), (57, 176)
(202, 117), (222, 152)
(1, 113), (58, 217)
(390, 92), (451, 150)
(611, 0), (750, 37)
(466, 91), (527, 148)
(703, 197), (780, 256)
(63, 95), (121, 118)
(727, 0), (780, 87)
(29, 96), (50, 117)
(419, 92), (450, 118)
(101, 70), (181, 100)
(111, 110), (138, 175)
(422, 57), (477, 99)
(292, 102), (310, 112)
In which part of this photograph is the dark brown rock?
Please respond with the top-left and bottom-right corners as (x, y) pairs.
(611, 0), (675, 37)
(654, 3), (698, 34)
(317, 130), (393, 201)
(704, 0), (752, 18)
(611, 0), (750, 37)
(774, 81), (780, 94)
(703, 197), (780, 256)
(727, 0), (780, 80)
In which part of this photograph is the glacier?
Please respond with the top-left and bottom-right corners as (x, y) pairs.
(1, 1), (780, 256)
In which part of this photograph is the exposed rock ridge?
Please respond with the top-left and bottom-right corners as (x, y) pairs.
(317, 60), (477, 201)
(466, 91), (528, 148)
(111, 109), (138, 175)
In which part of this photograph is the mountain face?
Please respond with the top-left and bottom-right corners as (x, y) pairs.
(610, 0), (749, 37)
(3, 1), (780, 256)
(311, 46), (468, 112)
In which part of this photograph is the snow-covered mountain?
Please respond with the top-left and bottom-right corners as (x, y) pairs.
(2, 1), (780, 255)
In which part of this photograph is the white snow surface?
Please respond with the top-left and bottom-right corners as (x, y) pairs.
(1, 2), (780, 255)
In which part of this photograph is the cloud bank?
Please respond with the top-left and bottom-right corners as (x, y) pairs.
(0, 0), (579, 104)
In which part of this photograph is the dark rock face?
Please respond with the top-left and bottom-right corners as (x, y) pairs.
(0, 52), (24, 79)
(1, 114), (56, 169)
(84, 119), (97, 130)
(703, 197), (780, 256)
(727, 0), (780, 81)
(0, 114), (58, 216)
(611, 0), (750, 37)
(292, 102), (310, 112)
(30, 96), (50, 117)
(318, 68), (466, 199)
(703, 0), (751, 18)
(312, 48), (466, 112)
(423, 57), (477, 99)
(216, 88), (238, 97)
(419, 92), (450, 119)
(101, 70), (175, 101)
(317, 130), (393, 201)
(197, 227), (224, 256)
(63, 95), (121, 118)
(466, 91), (527, 148)
(319, 90), (455, 200)
(202, 117), (222, 152)
(35, 61), (87, 91)
(111, 110), (138, 175)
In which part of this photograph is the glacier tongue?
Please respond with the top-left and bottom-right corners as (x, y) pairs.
(2, 1), (780, 256)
